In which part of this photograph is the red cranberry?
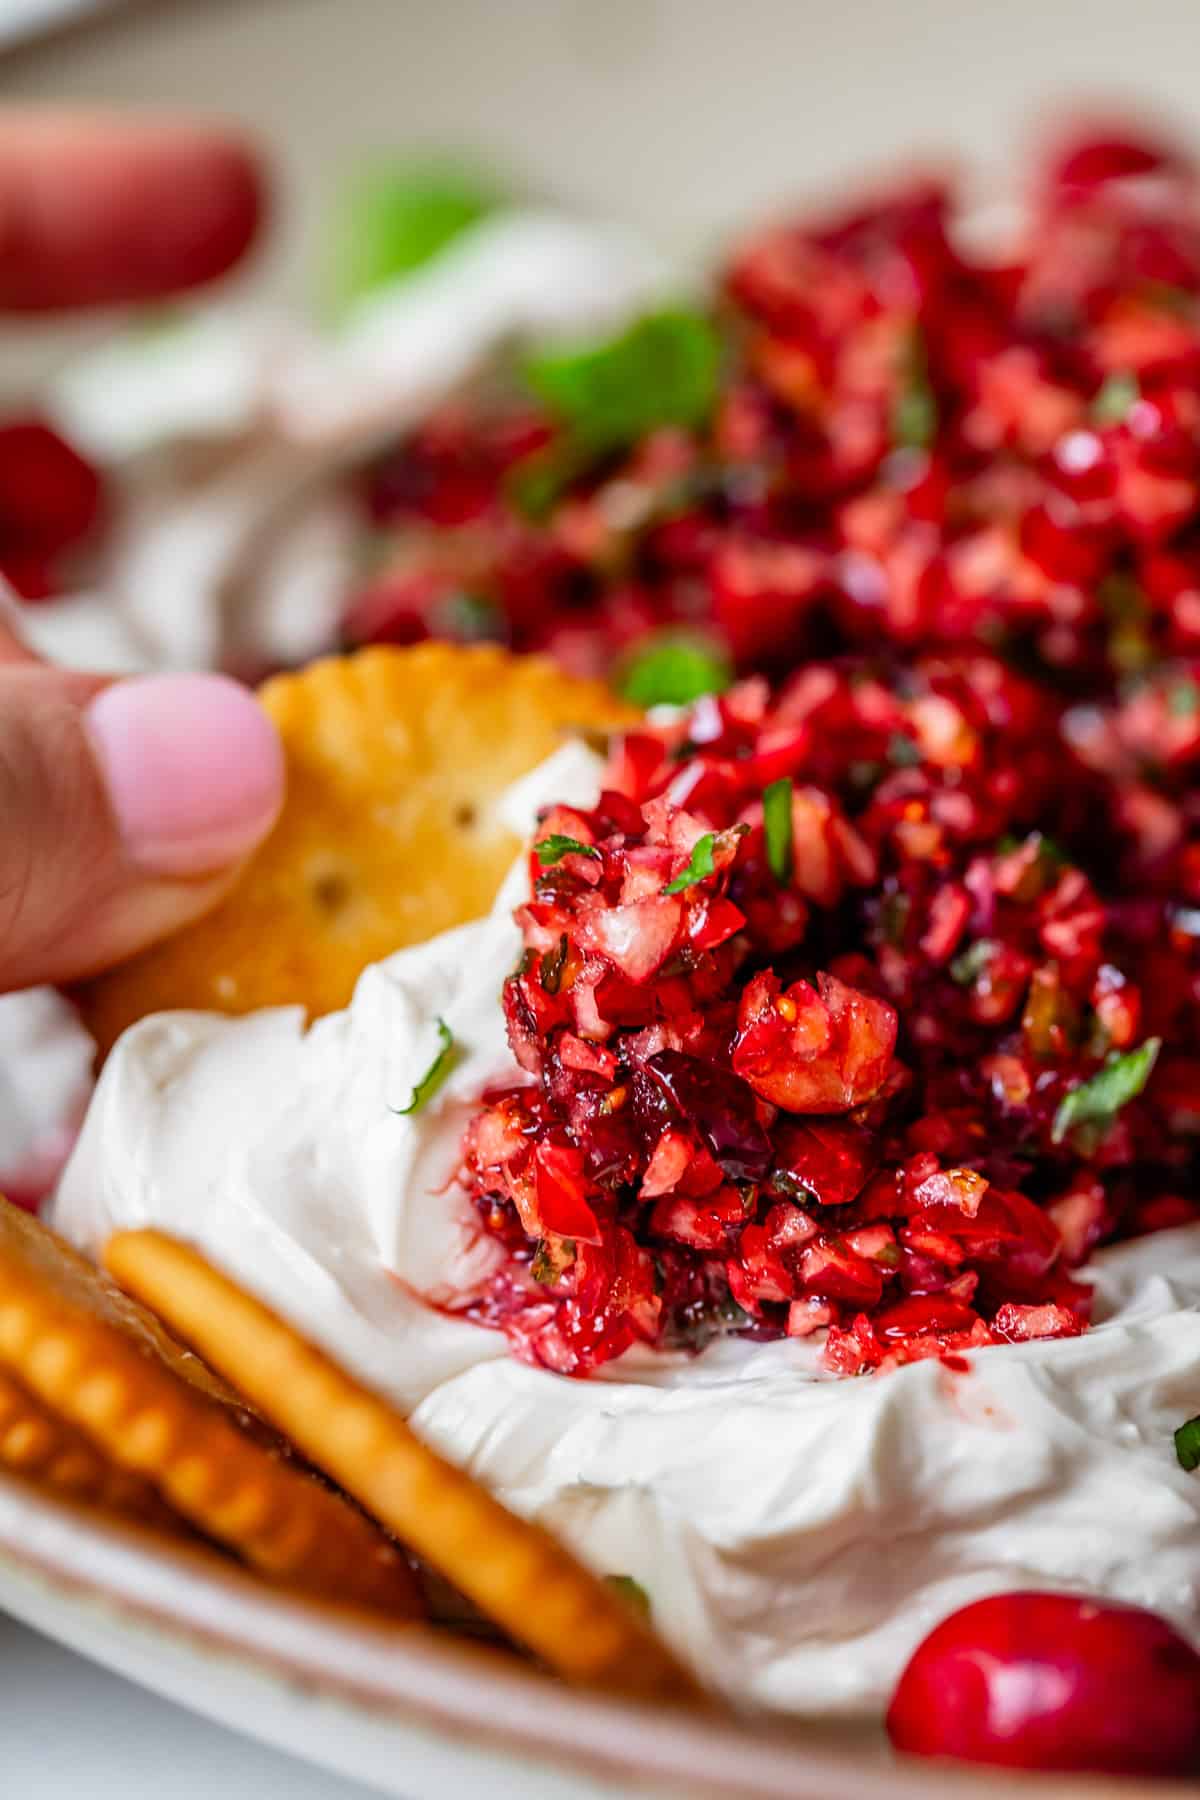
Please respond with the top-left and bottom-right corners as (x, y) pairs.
(887, 1592), (1200, 1776)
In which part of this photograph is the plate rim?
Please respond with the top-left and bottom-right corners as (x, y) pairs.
(0, 1471), (1172, 1800)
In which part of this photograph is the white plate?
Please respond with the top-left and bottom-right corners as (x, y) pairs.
(0, 1472), (1169, 1800)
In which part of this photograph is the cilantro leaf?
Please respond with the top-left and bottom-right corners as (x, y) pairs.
(1051, 1038), (1161, 1144)
(763, 777), (794, 884)
(604, 1574), (651, 1617)
(1176, 1416), (1200, 1472)
(325, 160), (501, 319)
(535, 834), (600, 867)
(664, 832), (717, 894)
(393, 1018), (459, 1116)
(617, 633), (732, 707)
(1092, 371), (1140, 427)
(525, 309), (722, 454)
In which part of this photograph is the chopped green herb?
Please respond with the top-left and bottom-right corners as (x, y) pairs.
(664, 832), (717, 894)
(771, 1170), (818, 1204)
(1091, 370), (1140, 427)
(531, 1237), (575, 1285)
(324, 160), (501, 318)
(1099, 573), (1148, 625)
(604, 1574), (651, 1617)
(887, 731), (922, 768)
(1099, 574), (1155, 673)
(880, 890), (911, 948)
(535, 834), (601, 867)
(1176, 1415), (1200, 1472)
(539, 933), (569, 995)
(617, 633), (733, 708)
(762, 777), (794, 884)
(891, 327), (937, 450)
(950, 939), (998, 986)
(1169, 678), (1200, 718)
(506, 441), (593, 522)
(1141, 280), (1196, 317)
(435, 591), (503, 642)
(525, 308), (723, 454)
(1051, 1038), (1162, 1144)
(392, 1018), (459, 1116)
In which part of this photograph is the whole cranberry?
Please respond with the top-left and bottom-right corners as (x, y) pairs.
(887, 1592), (1200, 1776)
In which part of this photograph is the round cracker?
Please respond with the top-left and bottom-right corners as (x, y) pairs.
(0, 1199), (420, 1616)
(105, 1228), (701, 1704)
(0, 1363), (176, 1526)
(79, 644), (633, 1056)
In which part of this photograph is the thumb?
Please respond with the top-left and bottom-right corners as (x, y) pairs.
(0, 665), (284, 991)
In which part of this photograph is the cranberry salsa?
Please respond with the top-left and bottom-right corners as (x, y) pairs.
(450, 123), (1200, 1378)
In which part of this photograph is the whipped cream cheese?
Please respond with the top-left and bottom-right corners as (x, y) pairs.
(53, 747), (1200, 1718)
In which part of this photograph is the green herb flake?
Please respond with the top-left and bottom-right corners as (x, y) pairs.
(539, 933), (569, 995)
(617, 633), (733, 708)
(1091, 370), (1141, 427)
(771, 1171), (818, 1204)
(531, 1237), (575, 1285)
(950, 939), (998, 987)
(880, 890), (911, 949)
(762, 777), (794, 884)
(1169, 678), (1200, 718)
(887, 731), (922, 768)
(436, 591), (503, 642)
(506, 441), (592, 522)
(604, 1574), (651, 1618)
(324, 160), (501, 319)
(1176, 1415), (1200, 1472)
(664, 832), (717, 895)
(1051, 1037), (1162, 1145)
(525, 308), (723, 455)
(392, 1018), (459, 1116)
(535, 834), (601, 868)
(891, 327), (937, 451)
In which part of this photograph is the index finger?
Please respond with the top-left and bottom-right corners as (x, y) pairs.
(0, 110), (266, 312)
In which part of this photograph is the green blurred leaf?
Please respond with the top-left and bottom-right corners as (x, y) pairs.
(763, 777), (794, 885)
(617, 633), (732, 708)
(1051, 1038), (1161, 1145)
(1176, 1415), (1200, 1471)
(890, 326), (937, 450)
(1092, 370), (1140, 427)
(525, 309), (723, 454)
(535, 834), (600, 867)
(604, 1574), (651, 1617)
(325, 160), (502, 318)
(391, 1018), (459, 1116)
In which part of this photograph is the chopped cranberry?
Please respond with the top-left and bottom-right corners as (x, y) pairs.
(733, 970), (897, 1113)
(443, 121), (1200, 1380)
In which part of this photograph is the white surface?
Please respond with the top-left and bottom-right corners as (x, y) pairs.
(0, 1614), (383, 1800)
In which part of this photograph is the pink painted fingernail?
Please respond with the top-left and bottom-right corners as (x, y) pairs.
(85, 673), (285, 877)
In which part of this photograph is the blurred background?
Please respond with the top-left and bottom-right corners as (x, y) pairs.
(5, 0), (1200, 319)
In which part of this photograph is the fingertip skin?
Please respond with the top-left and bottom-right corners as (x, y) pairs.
(0, 111), (267, 311)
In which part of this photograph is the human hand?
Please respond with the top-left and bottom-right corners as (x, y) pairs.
(0, 111), (283, 993)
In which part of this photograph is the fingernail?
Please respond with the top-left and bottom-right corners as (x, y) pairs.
(85, 673), (284, 877)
